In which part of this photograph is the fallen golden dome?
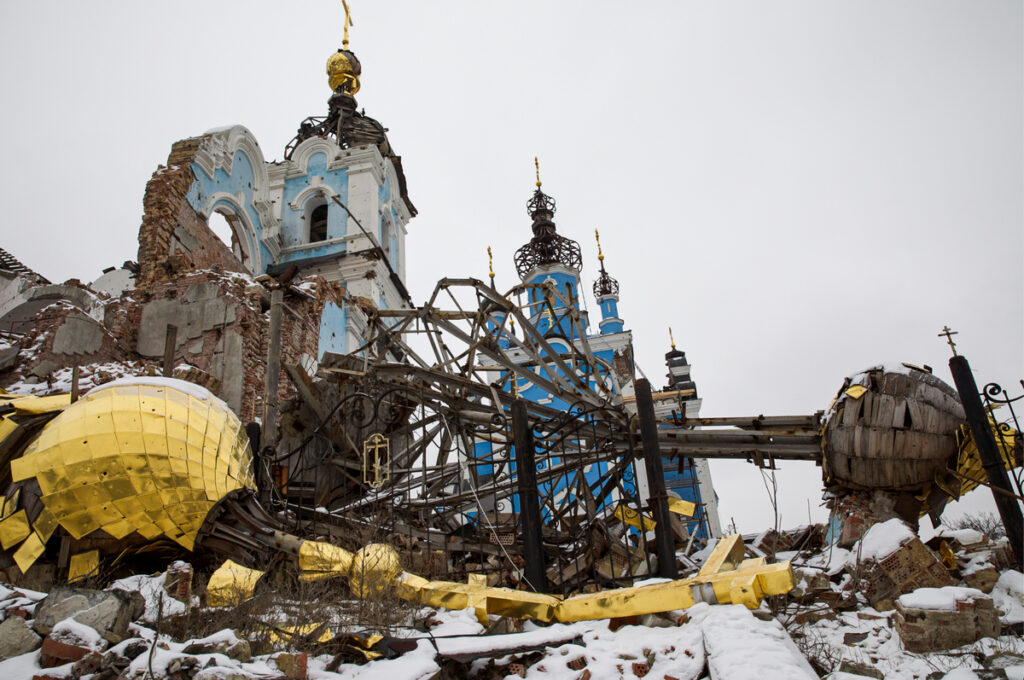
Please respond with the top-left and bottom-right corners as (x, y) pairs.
(1, 378), (255, 574)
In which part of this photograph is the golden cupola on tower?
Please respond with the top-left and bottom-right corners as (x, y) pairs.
(326, 0), (361, 94)
(326, 49), (361, 94)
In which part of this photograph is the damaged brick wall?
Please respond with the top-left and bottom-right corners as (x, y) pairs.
(0, 296), (129, 390)
(136, 138), (248, 289)
(128, 270), (265, 419)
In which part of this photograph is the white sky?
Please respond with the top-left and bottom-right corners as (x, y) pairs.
(1, 1), (1021, 532)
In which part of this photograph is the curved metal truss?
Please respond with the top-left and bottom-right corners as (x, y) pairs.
(269, 277), (821, 592)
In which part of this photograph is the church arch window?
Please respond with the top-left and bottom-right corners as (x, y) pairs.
(205, 197), (256, 271)
(304, 195), (329, 243)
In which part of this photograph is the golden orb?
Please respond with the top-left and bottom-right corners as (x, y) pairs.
(326, 49), (361, 94)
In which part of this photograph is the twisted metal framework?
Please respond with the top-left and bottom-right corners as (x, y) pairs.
(593, 270), (620, 298)
(268, 276), (822, 591)
(526, 188), (557, 220)
(514, 235), (584, 279)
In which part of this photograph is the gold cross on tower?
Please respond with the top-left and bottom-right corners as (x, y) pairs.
(341, 0), (354, 48)
(938, 325), (959, 356)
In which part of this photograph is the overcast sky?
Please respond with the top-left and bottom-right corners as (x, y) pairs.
(1, 1), (1020, 532)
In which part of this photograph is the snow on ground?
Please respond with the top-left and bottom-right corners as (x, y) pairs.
(700, 604), (815, 680)
(796, 605), (1024, 679)
(992, 570), (1024, 625)
(110, 571), (188, 622)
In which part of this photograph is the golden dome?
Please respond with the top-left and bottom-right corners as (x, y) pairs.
(327, 49), (361, 94)
(5, 378), (255, 572)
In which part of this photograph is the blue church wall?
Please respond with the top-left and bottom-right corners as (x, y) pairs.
(187, 150), (273, 271)
(317, 300), (347, 360)
(277, 152), (351, 266)
(598, 298), (623, 334)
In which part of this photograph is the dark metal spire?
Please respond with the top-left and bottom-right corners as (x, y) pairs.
(513, 159), (582, 279)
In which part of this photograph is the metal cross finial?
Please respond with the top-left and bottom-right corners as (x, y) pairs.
(341, 0), (354, 48)
(595, 229), (605, 262)
(534, 157), (542, 188)
(669, 327), (676, 350)
(487, 246), (495, 282)
(939, 325), (959, 356)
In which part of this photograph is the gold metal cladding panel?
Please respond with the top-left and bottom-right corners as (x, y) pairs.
(0, 510), (31, 549)
(0, 418), (19, 444)
(206, 559), (265, 607)
(1, 489), (20, 519)
(298, 540), (354, 575)
(55, 510), (98, 539)
(13, 533), (46, 573)
(68, 550), (99, 583)
(104, 518), (136, 540)
(33, 508), (58, 543)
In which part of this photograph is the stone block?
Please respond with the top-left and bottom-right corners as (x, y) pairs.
(964, 565), (1001, 594)
(39, 636), (90, 667)
(895, 590), (1001, 653)
(71, 651), (103, 677)
(837, 659), (884, 679)
(32, 587), (135, 643)
(52, 315), (104, 355)
(0, 615), (41, 659)
(275, 652), (308, 679)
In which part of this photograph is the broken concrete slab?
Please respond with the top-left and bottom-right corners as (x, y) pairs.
(51, 315), (104, 355)
(0, 614), (41, 659)
(32, 586), (135, 643)
(701, 604), (817, 680)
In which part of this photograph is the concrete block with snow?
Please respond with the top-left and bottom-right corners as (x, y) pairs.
(699, 604), (817, 680)
(894, 586), (1001, 653)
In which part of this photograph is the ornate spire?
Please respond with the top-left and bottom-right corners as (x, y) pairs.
(592, 229), (620, 297)
(487, 246), (495, 286)
(514, 159), (582, 279)
(669, 327), (676, 350)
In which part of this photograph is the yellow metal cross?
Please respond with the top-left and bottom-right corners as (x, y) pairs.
(341, 0), (354, 48)
(362, 432), (389, 488)
(938, 325), (959, 356)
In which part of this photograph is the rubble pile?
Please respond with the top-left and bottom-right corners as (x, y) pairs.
(0, 519), (1019, 680)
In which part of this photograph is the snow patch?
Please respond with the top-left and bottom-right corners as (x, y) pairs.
(110, 572), (186, 622)
(896, 586), (986, 612)
(857, 518), (914, 561)
(51, 616), (107, 651)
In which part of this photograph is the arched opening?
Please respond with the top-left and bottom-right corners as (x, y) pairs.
(208, 208), (252, 270)
(310, 205), (329, 242)
(209, 211), (234, 248)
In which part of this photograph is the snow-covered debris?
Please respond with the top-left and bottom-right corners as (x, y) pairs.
(110, 571), (187, 623)
(896, 586), (988, 612)
(991, 569), (1024, 624)
(857, 518), (914, 561)
(701, 604), (816, 680)
(49, 617), (107, 651)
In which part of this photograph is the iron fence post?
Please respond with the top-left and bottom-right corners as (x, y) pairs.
(948, 354), (1024, 569)
(512, 398), (548, 592)
(635, 378), (679, 579)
